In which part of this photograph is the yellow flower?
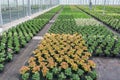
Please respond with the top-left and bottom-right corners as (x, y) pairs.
(84, 52), (91, 57)
(82, 63), (91, 72)
(77, 59), (85, 65)
(76, 49), (83, 55)
(56, 57), (63, 63)
(71, 63), (78, 71)
(82, 46), (88, 50)
(81, 55), (89, 60)
(33, 49), (40, 55)
(35, 53), (42, 57)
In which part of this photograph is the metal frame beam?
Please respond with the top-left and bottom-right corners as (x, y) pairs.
(0, 1), (3, 26)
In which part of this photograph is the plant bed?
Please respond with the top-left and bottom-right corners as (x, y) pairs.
(19, 33), (97, 80)
(49, 6), (120, 57)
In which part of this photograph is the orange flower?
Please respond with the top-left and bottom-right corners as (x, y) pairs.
(28, 57), (36, 63)
(28, 61), (36, 68)
(42, 66), (49, 76)
(38, 56), (45, 62)
(47, 61), (55, 68)
(47, 58), (56, 68)
(32, 66), (40, 73)
(60, 62), (68, 69)
(20, 66), (30, 74)
(40, 62), (47, 68)
(88, 60), (96, 68)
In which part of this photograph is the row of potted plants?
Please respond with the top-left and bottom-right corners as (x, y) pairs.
(77, 5), (120, 33)
(60, 6), (91, 19)
(78, 25), (120, 57)
(0, 6), (62, 72)
(20, 33), (97, 80)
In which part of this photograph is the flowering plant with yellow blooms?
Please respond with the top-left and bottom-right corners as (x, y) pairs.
(20, 33), (97, 80)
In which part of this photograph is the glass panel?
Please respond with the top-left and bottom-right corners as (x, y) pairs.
(31, 0), (39, 14)
(18, 0), (25, 18)
(1, 0), (59, 25)
(39, 0), (43, 11)
(1, 0), (10, 24)
(42, 0), (47, 10)
(10, 0), (19, 21)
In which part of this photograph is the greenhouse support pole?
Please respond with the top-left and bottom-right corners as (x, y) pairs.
(0, 2), (3, 27)
(39, 0), (41, 11)
(8, 0), (12, 22)
(89, 0), (92, 10)
(27, 0), (31, 16)
(22, 0), (25, 16)
(103, 0), (106, 14)
(16, 0), (19, 19)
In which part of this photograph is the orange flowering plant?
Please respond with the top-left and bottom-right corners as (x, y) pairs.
(20, 33), (97, 80)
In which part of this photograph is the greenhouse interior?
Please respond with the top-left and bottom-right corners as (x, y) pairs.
(0, 0), (120, 80)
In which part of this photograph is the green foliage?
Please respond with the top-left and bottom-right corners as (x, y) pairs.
(65, 68), (72, 76)
(0, 64), (4, 71)
(6, 53), (13, 61)
(71, 74), (80, 80)
(22, 73), (30, 80)
(46, 71), (53, 80)
(88, 71), (97, 79)
(0, 52), (5, 63)
(52, 67), (61, 74)
(32, 72), (40, 80)
(77, 69), (84, 76)
(58, 72), (66, 80)
(85, 76), (93, 80)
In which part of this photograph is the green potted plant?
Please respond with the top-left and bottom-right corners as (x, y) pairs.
(32, 72), (40, 80)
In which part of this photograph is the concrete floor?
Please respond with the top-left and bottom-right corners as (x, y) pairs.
(93, 57), (120, 80)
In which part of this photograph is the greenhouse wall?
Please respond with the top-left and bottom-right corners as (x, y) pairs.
(0, 0), (59, 26)
(60, 0), (120, 5)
